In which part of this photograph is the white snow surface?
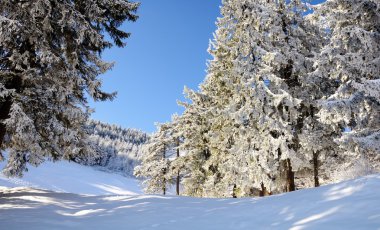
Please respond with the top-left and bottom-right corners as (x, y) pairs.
(1, 163), (380, 230)
(0, 160), (142, 196)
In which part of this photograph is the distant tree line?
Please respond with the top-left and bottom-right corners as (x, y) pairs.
(82, 120), (148, 177)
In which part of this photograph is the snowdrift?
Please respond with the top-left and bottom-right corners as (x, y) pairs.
(1, 170), (379, 229)
(0, 160), (142, 195)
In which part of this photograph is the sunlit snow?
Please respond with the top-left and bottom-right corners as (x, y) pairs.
(1, 160), (379, 229)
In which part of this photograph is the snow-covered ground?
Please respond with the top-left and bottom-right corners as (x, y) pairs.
(1, 161), (380, 230)
(0, 160), (142, 195)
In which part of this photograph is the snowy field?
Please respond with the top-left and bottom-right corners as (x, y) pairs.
(0, 160), (142, 195)
(1, 161), (380, 230)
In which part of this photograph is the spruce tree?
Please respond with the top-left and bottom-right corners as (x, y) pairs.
(224, 0), (318, 194)
(0, 0), (139, 176)
(176, 88), (213, 197)
(176, 0), (337, 195)
(134, 122), (173, 195)
(197, 1), (242, 197)
(313, 0), (380, 169)
(170, 0), (320, 196)
(137, 0), (379, 197)
(166, 114), (183, 196)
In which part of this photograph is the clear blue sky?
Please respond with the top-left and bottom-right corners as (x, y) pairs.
(89, 0), (222, 133)
(90, 0), (325, 133)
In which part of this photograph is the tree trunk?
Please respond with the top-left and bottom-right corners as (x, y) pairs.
(0, 98), (13, 156)
(0, 123), (6, 160)
(278, 147), (295, 193)
(162, 177), (166, 196)
(232, 184), (237, 198)
(162, 143), (166, 196)
(0, 122), (6, 150)
(176, 138), (180, 196)
(286, 158), (295, 192)
(0, 75), (23, 156)
(313, 151), (320, 187)
(176, 171), (180, 196)
(259, 182), (271, 197)
(279, 158), (295, 193)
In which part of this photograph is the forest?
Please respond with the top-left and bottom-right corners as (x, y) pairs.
(1, 0), (379, 229)
(0, 0), (379, 197)
(135, 0), (380, 197)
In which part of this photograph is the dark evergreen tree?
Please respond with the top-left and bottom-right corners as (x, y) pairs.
(0, 0), (139, 176)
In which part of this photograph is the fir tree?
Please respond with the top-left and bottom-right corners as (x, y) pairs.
(0, 0), (139, 176)
(137, 0), (379, 198)
(313, 0), (380, 169)
(176, 88), (213, 197)
(134, 122), (173, 195)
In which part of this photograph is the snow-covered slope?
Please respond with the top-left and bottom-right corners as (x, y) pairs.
(1, 172), (380, 229)
(0, 160), (142, 195)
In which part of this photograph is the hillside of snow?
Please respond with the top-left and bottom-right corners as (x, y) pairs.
(0, 160), (379, 230)
(0, 160), (142, 196)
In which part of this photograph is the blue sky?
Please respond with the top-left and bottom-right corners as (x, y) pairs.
(89, 0), (222, 133)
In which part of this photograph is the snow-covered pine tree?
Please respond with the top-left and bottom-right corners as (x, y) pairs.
(135, 0), (378, 197)
(211, 0), (275, 197)
(172, 0), (325, 197)
(165, 114), (184, 196)
(221, 0), (321, 194)
(168, 0), (249, 197)
(0, 0), (139, 176)
(278, 3), (345, 188)
(134, 122), (174, 195)
(312, 0), (380, 171)
(195, 1), (243, 197)
(175, 87), (213, 197)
